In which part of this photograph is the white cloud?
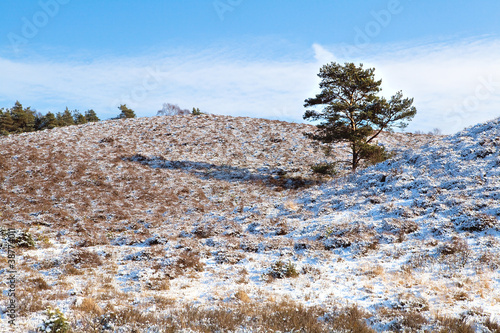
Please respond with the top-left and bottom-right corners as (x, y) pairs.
(1, 36), (499, 134)
(312, 43), (335, 64)
(335, 37), (500, 133)
(0, 48), (320, 122)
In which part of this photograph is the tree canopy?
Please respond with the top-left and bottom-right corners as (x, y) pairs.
(85, 109), (100, 123)
(0, 102), (101, 136)
(157, 103), (190, 116)
(57, 107), (75, 127)
(304, 62), (417, 171)
(117, 104), (136, 119)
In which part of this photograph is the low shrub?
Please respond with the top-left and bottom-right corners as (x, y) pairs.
(72, 249), (103, 267)
(0, 227), (36, 248)
(439, 237), (472, 269)
(361, 144), (395, 166)
(441, 237), (470, 256)
(169, 250), (205, 277)
(479, 251), (500, 270)
(311, 162), (337, 176)
(38, 307), (70, 333)
(265, 260), (299, 279)
(30, 277), (51, 290)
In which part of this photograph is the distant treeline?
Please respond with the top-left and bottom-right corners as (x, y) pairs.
(0, 101), (207, 136)
(0, 102), (138, 136)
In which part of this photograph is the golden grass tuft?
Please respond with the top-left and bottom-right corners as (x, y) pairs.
(74, 298), (104, 316)
(234, 290), (251, 303)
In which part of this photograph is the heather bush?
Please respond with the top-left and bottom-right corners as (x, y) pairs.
(311, 162), (337, 176)
(439, 237), (472, 269)
(265, 260), (299, 279)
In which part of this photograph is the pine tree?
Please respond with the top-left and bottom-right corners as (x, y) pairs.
(10, 101), (23, 133)
(117, 104), (136, 119)
(73, 110), (87, 125)
(34, 111), (44, 130)
(41, 112), (58, 130)
(58, 107), (75, 127)
(304, 62), (416, 171)
(84, 109), (100, 122)
(0, 110), (14, 135)
(10, 101), (36, 133)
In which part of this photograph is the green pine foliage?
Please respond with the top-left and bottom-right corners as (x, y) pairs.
(117, 104), (136, 119)
(311, 162), (337, 176)
(0, 227), (36, 248)
(304, 62), (416, 171)
(0, 101), (37, 135)
(10, 101), (36, 133)
(73, 110), (87, 125)
(266, 260), (299, 279)
(0, 101), (206, 136)
(41, 112), (58, 130)
(0, 109), (14, 135)
(39, 307), (70, 333)
(84, 109), (100, 122)
(57, 107), (75, 127)
(0, 102), (103, 135)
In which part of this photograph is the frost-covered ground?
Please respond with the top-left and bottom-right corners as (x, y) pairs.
(0, 114), (499, 332)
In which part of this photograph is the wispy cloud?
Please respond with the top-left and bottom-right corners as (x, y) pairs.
(1, 36), (499, 133)
(0, 45), (320, 122)
(337, 36), (500, 133)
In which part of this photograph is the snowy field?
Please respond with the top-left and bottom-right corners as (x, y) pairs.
(1, 114), (499, 332)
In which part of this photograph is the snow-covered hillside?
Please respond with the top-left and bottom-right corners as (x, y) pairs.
(1, 114), (498, 332)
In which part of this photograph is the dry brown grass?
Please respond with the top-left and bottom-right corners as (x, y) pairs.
(16, 287), (49, 316)
(164, 300), (328, 333)
(359, 264), (385, 278)
(234, 290), (251, 303)
(436, 316), (475, 333)
(0, 115), (455, 332)
(484, 317), (500, 333)
(29, 276), (51, 290)
(146, 277), (170, 291)
(378, 306), (428, 331)
(64, 298), (379, 332)
(168, 249), (205, 277)
(325, 305), (376, 333)
(479, 250), (500, 270)
(72, 249), (103, 267)
(73, 298), (104, 316)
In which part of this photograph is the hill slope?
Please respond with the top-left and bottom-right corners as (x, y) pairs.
(1, 114), (498, 332)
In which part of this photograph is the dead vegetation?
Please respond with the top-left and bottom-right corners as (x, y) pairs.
(68, 299), (375, 333)
(2, 114), (495, 332)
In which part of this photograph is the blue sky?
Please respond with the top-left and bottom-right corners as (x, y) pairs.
(1, 0), (500, 133)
